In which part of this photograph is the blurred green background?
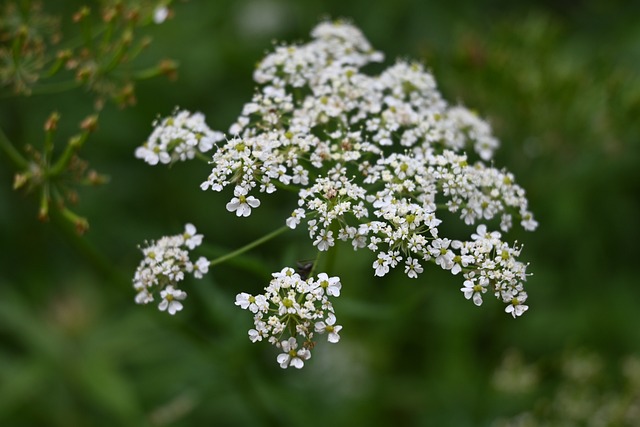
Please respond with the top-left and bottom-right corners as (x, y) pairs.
(1, 0), (640, 425)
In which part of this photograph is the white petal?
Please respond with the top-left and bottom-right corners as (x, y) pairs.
(472, 292), (483, 306)
(168, 301), (183, 315)
(238, 204), (250, 217)
(246, 197), (261, 208)
(290, 358), (304, 369)
(226, 199), (240, 212)
(276, 354), (290, 368)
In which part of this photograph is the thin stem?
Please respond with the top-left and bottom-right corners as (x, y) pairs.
(26, 80), (81, 96)
(49, 132), (89, 177)
(195, 151), (211, 163)
(209, 225), (289, 267)
(0, 125), (28, 169)
(133, 64), (165, 80)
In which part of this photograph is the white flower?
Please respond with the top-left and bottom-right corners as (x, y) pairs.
(316, 272), (341, 296)
(153, 6), (169, 24)
(183, 223), (203, 250)
(373, 252), (391, 277)
(192, 257), (210, 279)
(158, 285), (187, 315)
(505, 292), (529, 318)
(235, 292), (268, 313)
(404, 257), (423, 279)
(226, 187), (261, 217)
(430, 238), (455, 271)
(135, 288), (153, 305)
(248, 328), (263, 342)
(134, 145), (170, 165)
(276, 337), (311, 369)
(460, 278), (487, 306)
(471, 224), (500, 242)
(286, 208), (305, 229)
(315, 313), (342, 343)
(313, 229), (334, 251)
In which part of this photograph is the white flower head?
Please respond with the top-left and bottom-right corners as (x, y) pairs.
(315, 272), (342, 296)
(235, 292), (268, 313)
(158, 285), (187, 315)
(226, 186), (261, 217)
(276, 337), (311, 369)
(315, 312), (342, 343)
(404, 257), (423, 279)
(135, 110), (223, 166)
(505, 292), (529, 318)
(460, 278), (487, 306)
(183, 223), (203, 250)
(192, 257), (210, 279)
(132, 224), (209, 309)
(313, 229), (334, 251)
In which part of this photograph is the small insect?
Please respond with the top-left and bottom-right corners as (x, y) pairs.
(303, 340), (317, 351)
(296, 260), (315, 280)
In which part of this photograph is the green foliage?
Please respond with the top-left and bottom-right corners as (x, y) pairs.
(1, 0), (639, 425)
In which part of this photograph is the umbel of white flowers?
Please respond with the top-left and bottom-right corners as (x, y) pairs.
(133, 20), (537, 368)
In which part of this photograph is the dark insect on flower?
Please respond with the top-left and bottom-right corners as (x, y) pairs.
(296, 260), (315, 280)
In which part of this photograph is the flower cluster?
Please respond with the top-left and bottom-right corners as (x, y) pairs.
(235, 267), (342, 369)
(134, 20), (539, 369)
(133, 224), (209, 314)
(202, 21), (537, 315)
(135, 110), (224, 165)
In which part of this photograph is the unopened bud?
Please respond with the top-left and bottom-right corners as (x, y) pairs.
(13, 173), (28, 190)
(45, 112), (60, 132)
(80, 115), (98, 132)
(159, 59), (178, 80)
(73, 6), (90, 23)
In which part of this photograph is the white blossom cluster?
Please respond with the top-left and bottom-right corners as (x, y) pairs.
(235, 267), (342, 369)
(133, 224), (209, 315)
(135, 110), (224, 165)
(201, 21), (538, 317)
(138, 20), (538, 330)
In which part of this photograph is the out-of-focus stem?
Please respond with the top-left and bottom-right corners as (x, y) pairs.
(49, 132), (89, 177)
(0, 125), (28, 169)
(28, 80), (81, 95)
(209, 226), (289, 267)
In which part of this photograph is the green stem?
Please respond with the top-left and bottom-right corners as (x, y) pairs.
(0, 125), (28, 169)
(27, 80), (81, 96)
(132, 65), (164, 80)
(195, 151), (211, 163)
(209, 225), (289, 267)
(49, 132), (89, 177)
